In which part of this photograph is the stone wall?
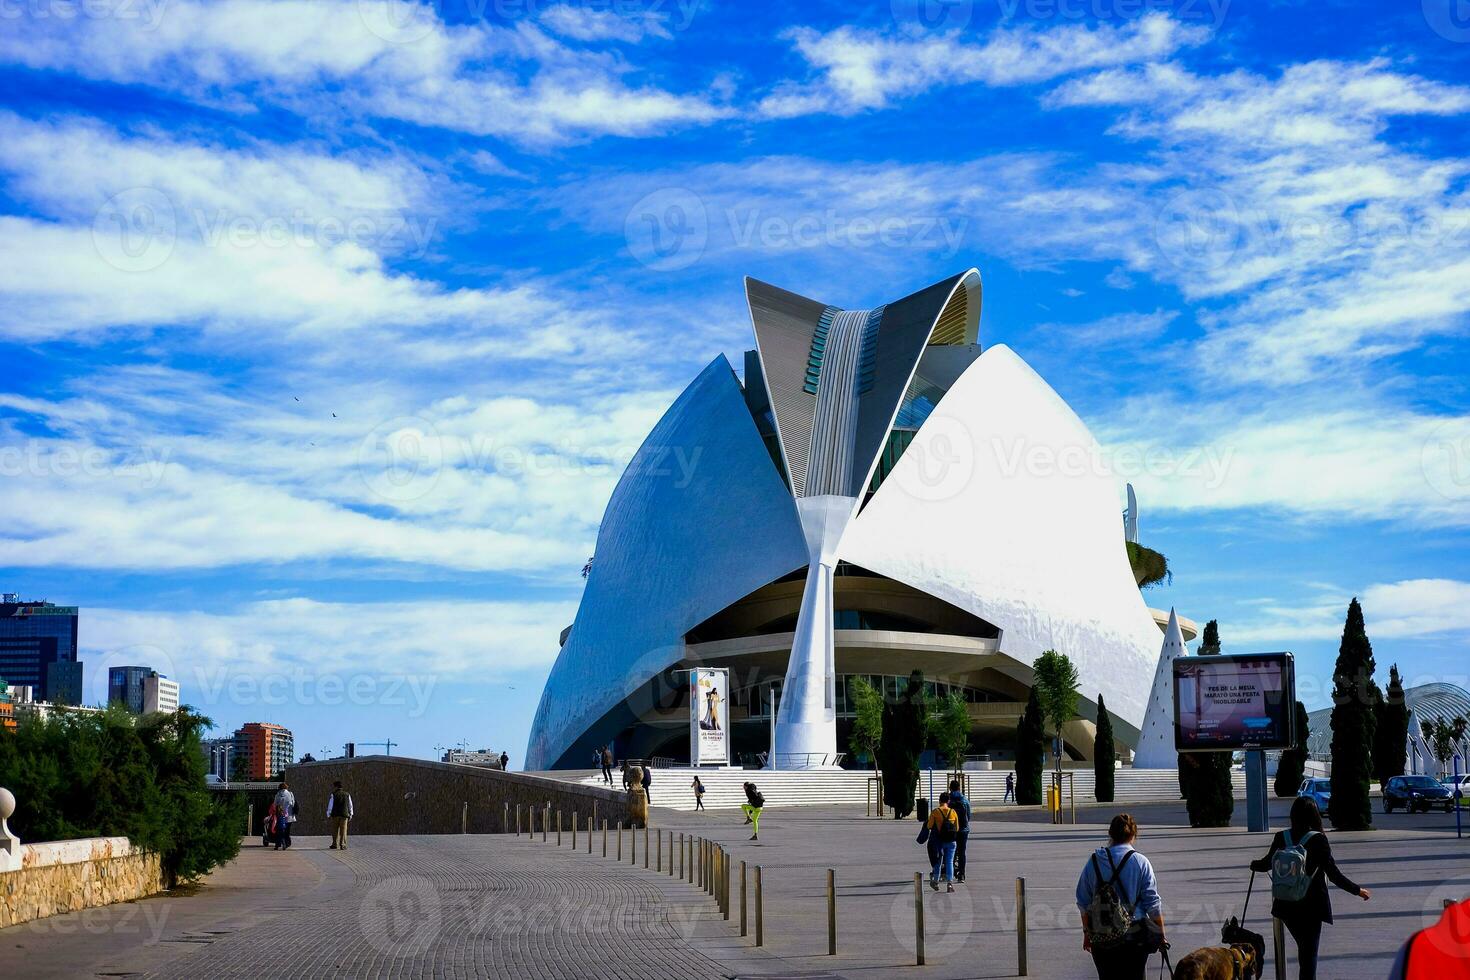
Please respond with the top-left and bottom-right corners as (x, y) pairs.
(0, 837), (166, 929)
(284, 756), (637, 836)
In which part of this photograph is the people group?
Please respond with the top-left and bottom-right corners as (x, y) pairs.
(262, 779), (355, 852)
(1073, 798), (1367, 980)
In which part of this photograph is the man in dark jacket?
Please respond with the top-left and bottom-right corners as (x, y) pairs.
(948, 779), (972, 883)
(642, 765), (653, 803)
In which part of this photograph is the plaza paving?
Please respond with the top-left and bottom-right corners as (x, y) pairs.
(3, 798), (1465, 979)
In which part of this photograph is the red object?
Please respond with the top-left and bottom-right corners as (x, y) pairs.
(1396, 898), (1470, 978)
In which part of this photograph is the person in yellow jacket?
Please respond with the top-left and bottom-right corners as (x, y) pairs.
(925, 792), (961, 892)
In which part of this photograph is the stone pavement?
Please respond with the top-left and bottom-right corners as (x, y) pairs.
(2, 798), (1464, 979)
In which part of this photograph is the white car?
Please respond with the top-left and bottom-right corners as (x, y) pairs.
(1443, 775), (1470, 803)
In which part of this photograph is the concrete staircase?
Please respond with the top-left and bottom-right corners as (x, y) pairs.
(552, 767), (1248, 812)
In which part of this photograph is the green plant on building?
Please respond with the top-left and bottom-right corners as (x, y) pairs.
(1126, 541), (1171, 588)
(1328, 597), (1379, 831)
(1094, 693), (1115, 803)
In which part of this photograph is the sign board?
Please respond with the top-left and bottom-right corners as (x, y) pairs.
(690, 667), (729, 766)
(1174, 652), (1296, 752)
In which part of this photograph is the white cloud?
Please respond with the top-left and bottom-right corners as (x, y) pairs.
(1229, 579), (1470, 644)
(539, 4), (673, 42)
(0, 0), (727, 144)
(1039, 309), (1177, 347)
(759, 13), (1207, 117)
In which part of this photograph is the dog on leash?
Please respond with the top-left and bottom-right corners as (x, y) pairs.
(1221, 915), (1266, 979)
(1171, 942), (1259, 980)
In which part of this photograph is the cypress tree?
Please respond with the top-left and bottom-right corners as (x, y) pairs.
(878, 671), (927, 819)
(1372, 664), (1410, 789)
(1094, 694), (1116, 803)
(1015, 687), (1045, 805)
(1180, 619), (1234, 824)
(1275, 701), (1310, 797)
(1328, 598), (1378, 830)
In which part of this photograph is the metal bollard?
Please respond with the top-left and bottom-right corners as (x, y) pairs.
(724, 850), (731, 920)
(247, 803), (253, 837)
(557, 810), (562, 846)
(1273, 918), (1287, 980)
(462, 801), (468, 834)
(504, 802), (509, 835)
(572, 811), (577, 850)
(1016, 876), (1028, 976)
(516, 803), (522, 836)
(688, 835), (694, 884)
(755, 865), (763, 947)
(602, 819), (607, 857)
(697, 838), (704, 888)
(542, 804), (549, 843)
(617, 821), (623, 861)
(740, 860), (748, 937)
(656, 828), (662, 873)
(678, 832), (684, 879)
(631, 821), (637, 865)
(913, 872), (926, 966)
(827, 868), (836, 955)
(644, 824), (649, 869)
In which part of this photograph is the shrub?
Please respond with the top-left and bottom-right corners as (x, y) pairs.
(1275, 702), (1310, 797)
(1126, 542), (1170, 588)
(1094, 694), (1115, 803)
(1014, 688), (1045, 805)
(1328, 598), (1378, 831)
(0, 705), (243, 884)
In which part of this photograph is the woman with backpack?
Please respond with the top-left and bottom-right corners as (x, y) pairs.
(1249, 796), (1370, 980)
(1075, 813), (1165, 980)
(691, 775), (706, 811)
(923, 791), (961, 892)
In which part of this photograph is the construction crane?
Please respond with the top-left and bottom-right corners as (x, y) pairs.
(356, 738), (397, 757)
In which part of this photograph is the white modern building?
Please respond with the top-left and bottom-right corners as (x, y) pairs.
(143, 672), (180, 714)
(526, 271), (1170, 771)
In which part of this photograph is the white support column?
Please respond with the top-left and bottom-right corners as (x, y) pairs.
(773, 496), (852, 770)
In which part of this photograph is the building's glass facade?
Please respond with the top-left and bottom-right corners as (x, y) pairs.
(0, 598), (81, 704)
(109, 665), (151, 713)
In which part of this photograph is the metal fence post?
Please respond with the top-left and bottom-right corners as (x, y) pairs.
(1016, 876), (1028, 976)
(755, 865), (763, 947)
(914, 872), (926, 966)
(827, 868), (836, 955)
(740, 860), (748, 936)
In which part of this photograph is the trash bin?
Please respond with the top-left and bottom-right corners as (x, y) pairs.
(916, 797), (930, 822)
(1048, 785), (1060, 812)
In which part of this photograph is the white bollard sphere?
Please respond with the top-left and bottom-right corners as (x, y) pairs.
(0, 786), (15, 822)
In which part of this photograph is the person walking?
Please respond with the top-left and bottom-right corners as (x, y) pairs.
(691, 775), (706, 810)
(925, 791), (960, 892)
(1249, 797), (1370, 980)
(499, 751), (509, 770)
(641, 764), (653, 804)
(948, 779), (972, 883)
(601, 746), (614, 785)
(1004, 771), (1016, 803)
(272, 781), (297, 851)
(1076, 813), (1165, 980)
(741, 782), (765, 840)
(327, 780), (354, 850)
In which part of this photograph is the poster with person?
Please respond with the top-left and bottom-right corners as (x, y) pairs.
(690, 667), (729, 765)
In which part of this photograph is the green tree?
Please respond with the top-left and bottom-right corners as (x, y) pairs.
(1032, 650), (1081, 778)
(877, 671), (927, 819)
(1014, 687), (1045, 805)
(0, 705), (243, 884)
(847, 677), (884, 770)
(928, 690), (971, 773)
(1275, 702), (1310, 797)
(1423, 718), (1458, 774)
(1093, 694), (1116, 804)
(1328, 597), (1378, 830)
(1372, 665), (1410, 789)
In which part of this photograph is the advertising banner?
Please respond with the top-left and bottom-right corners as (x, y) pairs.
(690, 667), (729, 766)
(1174, 653), (1296, 751)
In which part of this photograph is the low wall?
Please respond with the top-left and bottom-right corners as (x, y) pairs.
(0, 837), (166, 929)
(284, 756), (637, 836)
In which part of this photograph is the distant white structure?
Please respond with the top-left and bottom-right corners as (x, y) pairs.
(441, 748), (506, 769)
(143, 673), (179, 714)
(1124, 483), (1139, 544)
(1132, 607), (1188, 769)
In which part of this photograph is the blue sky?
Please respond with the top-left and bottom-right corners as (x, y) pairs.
(1, 0), (1468, 766)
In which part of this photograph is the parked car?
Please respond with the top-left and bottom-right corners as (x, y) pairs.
(1298, 777), (1332, 815)
(1443, 775), (1470, 805)
(1383, 774), (1455, 813)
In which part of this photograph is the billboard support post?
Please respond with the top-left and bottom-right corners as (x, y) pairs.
(1245, 749), (1270, 832)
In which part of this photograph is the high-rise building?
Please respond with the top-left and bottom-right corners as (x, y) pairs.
(0, 595), (81, 705)
(108, 666), (179, 714)
(232, 722), (294, 780)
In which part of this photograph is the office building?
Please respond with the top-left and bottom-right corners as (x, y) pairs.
(109, 665), (179, 714)
(0, 594), (81, 705)
(233, 722), (294, 780)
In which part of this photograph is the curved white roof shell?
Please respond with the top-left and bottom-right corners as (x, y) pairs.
(840, 344), (1162, 732)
